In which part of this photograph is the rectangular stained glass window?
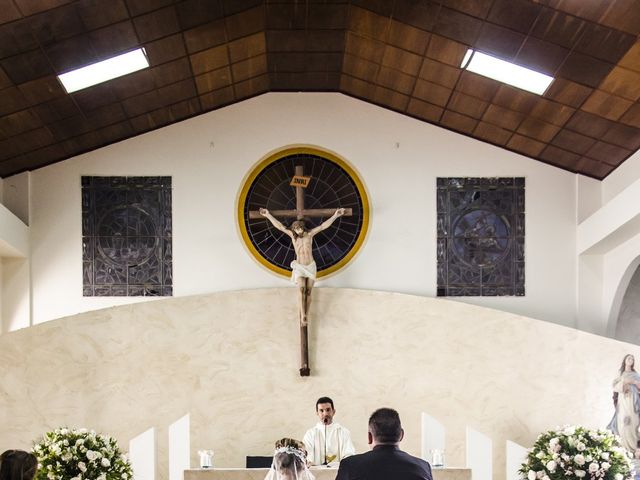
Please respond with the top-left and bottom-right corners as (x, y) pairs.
(437, 177), (525, 297)
(82, 176), (172, 297)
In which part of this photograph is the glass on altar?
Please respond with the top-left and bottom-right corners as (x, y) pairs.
(198, 450), (214, 468)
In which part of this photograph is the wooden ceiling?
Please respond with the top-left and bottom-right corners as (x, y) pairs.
(1, 0), (640, 180)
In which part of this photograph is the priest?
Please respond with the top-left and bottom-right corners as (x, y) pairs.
(303, 397), (355, 466)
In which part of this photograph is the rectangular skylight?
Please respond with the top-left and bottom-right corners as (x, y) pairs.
(58, 48), (149, 93)
(460, 49), (554, 95)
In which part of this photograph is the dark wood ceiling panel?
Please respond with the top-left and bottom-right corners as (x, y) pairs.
(0, 0), (638, 179)
(550, 129), (595, 155)
(0, 87), (28, 117)
(600, 67), (640, 101)
(456, 71), (499, 101)
(224, 6), (265, 41)
(544, 0), (610, 23)
(176, 0), (224, 30)
(557, 52), (614, 88)
(306, 30), (345, 52)
(565, 111), (614, 138)
(432, 7), (482, 45)
(1, 50), (54, 84)
(514, 36), (568, 75)
(517, 117), (561, 143)
(308, 4), (348, 29)
(13, 0), (72, 17)
(0, 20), (39, 58)
(441, 110), (478, 134)
(418, 58), (460, 88)
(406, 97), (443, 123)
(126, 0), (175, 17)
(133, 6), (180, 43)
(574, 23), (636, 64)
(545, 79), (592, 108)
(391, 0), (439, 32)
(447, 91), (489, 119)
(348, 6), (389, 39)
(581, 90), (633, 121)
(539, 145), (580, 170)
(529, 98), (574, 127)
(376, 66), (414, 95)
(90, 21), (140, 58)
(413, 79), (452, 108)
(474, 121), (511, 145)
(29, 3), (86, 46)
(487, 0), (541, 34)
(507, 133), (546, 157)
(373, 86), (410, 111)
(621, 104), (640, 129)
(387, 20), (430, 54)
(0, 1), (21, 25)
(195, 66), (232, 94)
(76, 0), (129, 30)
(425, 34), (467, 67)
(381, 45), (423, 76)
(32, 96), (80, 124)
(144, 33), (187, 64)
(184, 19), (227, 53)
(231, 54), (268, 82)
(189, 45), (229, 75)
(441, 0), (494, 20)
(199, 85), (234, 110)
(603, 123), (640, 151)
(600, 0), (640, 35)
(228, 33), (267, 63)
(0, 110), (42, 137)
(474, 23), (525, 60)
(482, 104), (525, 131)
(531, 8), (586, 49)
(18, 75), (65, 105)
(587, 141), (633, 165)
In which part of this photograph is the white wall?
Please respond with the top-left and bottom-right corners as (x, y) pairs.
(603, 150), (640, 204)
(7, 93), (578, 327)
(0, 289), (633, 480)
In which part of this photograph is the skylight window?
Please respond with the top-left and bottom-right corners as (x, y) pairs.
(58, 48), (149, 94)
(460, 49), (554, 95)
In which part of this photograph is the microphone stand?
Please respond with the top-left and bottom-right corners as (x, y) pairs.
(322, 419), (328, 466)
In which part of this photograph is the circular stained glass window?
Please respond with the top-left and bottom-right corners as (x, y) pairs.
(237, 146), (370, 278)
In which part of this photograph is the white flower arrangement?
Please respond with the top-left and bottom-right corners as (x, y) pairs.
(520, 426), (632, 480)
(32, 427), (133, 480)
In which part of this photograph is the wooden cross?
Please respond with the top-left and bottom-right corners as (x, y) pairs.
(249, 165), (352, 376)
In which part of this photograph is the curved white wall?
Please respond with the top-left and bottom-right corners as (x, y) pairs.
(12, 93), (577, 328)
(0, 289), (632, 480)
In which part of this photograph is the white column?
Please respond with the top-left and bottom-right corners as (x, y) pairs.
(421, 412), (446, 464)
(466, 427), (492, 480)
(169, 414), (191, 480)
(506, 440), (528, 480)
(129, 428), (156, 480)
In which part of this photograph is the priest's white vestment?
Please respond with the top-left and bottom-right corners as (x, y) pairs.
(303, 422), (356, 466)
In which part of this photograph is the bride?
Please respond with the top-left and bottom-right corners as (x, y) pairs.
(264, 443), (315, 480)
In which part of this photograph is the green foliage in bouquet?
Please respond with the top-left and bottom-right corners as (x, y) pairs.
(32, 428), (133, 480)
(520, 426), (632, 480)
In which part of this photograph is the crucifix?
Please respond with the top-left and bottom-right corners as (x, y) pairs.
(248, 165), (352, 376)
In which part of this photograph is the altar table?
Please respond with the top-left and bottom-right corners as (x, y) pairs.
(185, 467), (471, 480)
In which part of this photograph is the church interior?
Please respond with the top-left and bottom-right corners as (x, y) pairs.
(1, 1), (640, 480)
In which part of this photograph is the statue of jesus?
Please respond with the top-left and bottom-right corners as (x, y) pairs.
(259, 207), (346, 326)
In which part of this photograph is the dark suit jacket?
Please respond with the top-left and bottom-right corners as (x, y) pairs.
(335, 444), (433, 480)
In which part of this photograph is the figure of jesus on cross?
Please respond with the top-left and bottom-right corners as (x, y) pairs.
(251, 165), (351, 376)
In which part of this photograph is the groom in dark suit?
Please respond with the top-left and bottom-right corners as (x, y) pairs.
(335, 407), (433, 480)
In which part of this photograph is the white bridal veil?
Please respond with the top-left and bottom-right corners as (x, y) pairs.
(264, 446), (315, 480)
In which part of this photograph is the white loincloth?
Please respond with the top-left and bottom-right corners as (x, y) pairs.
(290, 260), (317, 284)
